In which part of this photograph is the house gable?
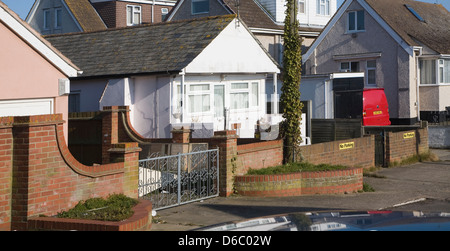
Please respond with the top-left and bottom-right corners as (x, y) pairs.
(184, 19), (280, 74)
(0, 2), (78, 77)
(26, 0), (106, 34)
(303, 0), (415, 64)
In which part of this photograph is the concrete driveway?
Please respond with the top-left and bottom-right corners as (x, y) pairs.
(150, 149), (450, 231)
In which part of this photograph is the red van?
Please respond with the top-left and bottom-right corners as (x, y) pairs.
(362, 88), (391, 126)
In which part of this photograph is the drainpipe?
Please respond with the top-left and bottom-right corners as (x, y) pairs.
(180, 69), (185, 123)
(152, 0), (155, 23)
(273, 73), (278, 114)
(414, 46), (423, 122)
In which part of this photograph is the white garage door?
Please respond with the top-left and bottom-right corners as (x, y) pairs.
(0, 98), (53, 117)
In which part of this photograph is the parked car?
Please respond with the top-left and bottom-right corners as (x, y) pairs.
(196, 210), (450, 231)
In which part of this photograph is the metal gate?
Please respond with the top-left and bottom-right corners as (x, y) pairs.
(138, 149), (219, 210)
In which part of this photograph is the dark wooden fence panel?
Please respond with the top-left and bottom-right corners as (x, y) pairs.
(68, 112), (103, 165)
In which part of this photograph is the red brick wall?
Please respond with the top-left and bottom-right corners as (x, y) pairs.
(0, 118), (13, 231)
(0, 114), (140, 231)
(300, 135), (375, 169)
(93, 1), (173, 28)
(236, 140), (283, 175)
(386, 128), (429, 164)
(234, 167), (363, 197)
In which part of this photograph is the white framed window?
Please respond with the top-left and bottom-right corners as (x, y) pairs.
(419, 59), (437, 85)
(43, 9), (51, 30)
(347, 10), (365, 32)
(188, 84), (211, 113)
(161, 8), (169, 21)
(299, 0), (305, 14)
(127, 5), (142, 26)
(366, 60), (376, 86)
(55, 8), (62, 29)
(439, 59), (450, 84)
(192, 0), (209, 15)
(230, 82), (259, 110)
(317, 0), (330, 16)
(340, 61), (359, 72)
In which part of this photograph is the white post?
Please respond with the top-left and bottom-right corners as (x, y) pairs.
(273, 73), (278, 114)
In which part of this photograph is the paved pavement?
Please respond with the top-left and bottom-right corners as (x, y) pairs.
(150, 149), (450, 231)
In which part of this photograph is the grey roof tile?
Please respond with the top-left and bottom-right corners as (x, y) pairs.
(45, 15), (235, 78)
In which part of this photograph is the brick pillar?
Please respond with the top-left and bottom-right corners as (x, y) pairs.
(109, 143), (141, 199)
(102, 106), (130, 164)
(0, 117), (13, 231)
(171, 127), (192, 144)
(209, 130), (237, 197)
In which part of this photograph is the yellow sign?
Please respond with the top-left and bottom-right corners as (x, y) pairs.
(403, 132), (415, 139)
(339, 142), (355, 150)
(373, 111), (383, 115)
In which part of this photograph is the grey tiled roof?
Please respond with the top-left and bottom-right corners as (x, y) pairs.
(366, 0), (450, 54)
(45, 15), (235, 78)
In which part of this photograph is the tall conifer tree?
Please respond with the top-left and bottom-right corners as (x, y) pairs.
(281, 0), (303, 163)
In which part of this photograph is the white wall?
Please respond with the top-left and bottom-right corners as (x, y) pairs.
(257, 0), (337, 27)
(300, 75), (333, 119)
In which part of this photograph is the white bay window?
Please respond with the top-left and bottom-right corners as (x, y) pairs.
(420, 58), (450, 85)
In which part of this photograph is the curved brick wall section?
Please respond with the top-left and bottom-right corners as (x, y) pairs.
(0, 114), (141, 230)
(234, 168), (363, 197)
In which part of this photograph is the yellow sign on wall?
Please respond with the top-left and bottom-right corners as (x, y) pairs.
(403, 132), (415, 139)
(339, 142), (354, 150)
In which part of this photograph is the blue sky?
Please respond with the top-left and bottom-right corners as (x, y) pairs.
(2, 0), (450, 20)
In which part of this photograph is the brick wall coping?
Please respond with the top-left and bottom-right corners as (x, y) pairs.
(237, 139), (283, 154)
(27, 199), (152, 231)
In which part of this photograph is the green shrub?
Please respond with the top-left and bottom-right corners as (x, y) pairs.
(246, 162), (349, 175)
(57, 194), (139, 222)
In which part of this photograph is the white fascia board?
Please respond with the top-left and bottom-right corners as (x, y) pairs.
(165, 0), (184, 21)
(25, 0), (40, 23)
(331, 72), (364, 79)
(0, 4), (78, 77)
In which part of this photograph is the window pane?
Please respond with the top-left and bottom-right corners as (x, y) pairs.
(251, 82), (259, 106)
(368, 70), (376, 85)
(190, 84), (210, 91)
(441, 59), (450, 84)
(44, 10), (50, 29)
(192, 0), (209, 14)
(299, 1), (305, 14)
(189, 94), (210, 113)
(357, 10), (365, 30)
(348, 12), (355, 31)
(231, 93), (249, 109)
(55, 9), (62, 28)
(367, 60), (376, 68)
(419, 60), (436, 84)
(214, 86), (225, 117)
(351, 62), (359, 72)
(127, 6), (133, 25)
(231, 83), (248, 89)
(341, 62), (350, 70)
